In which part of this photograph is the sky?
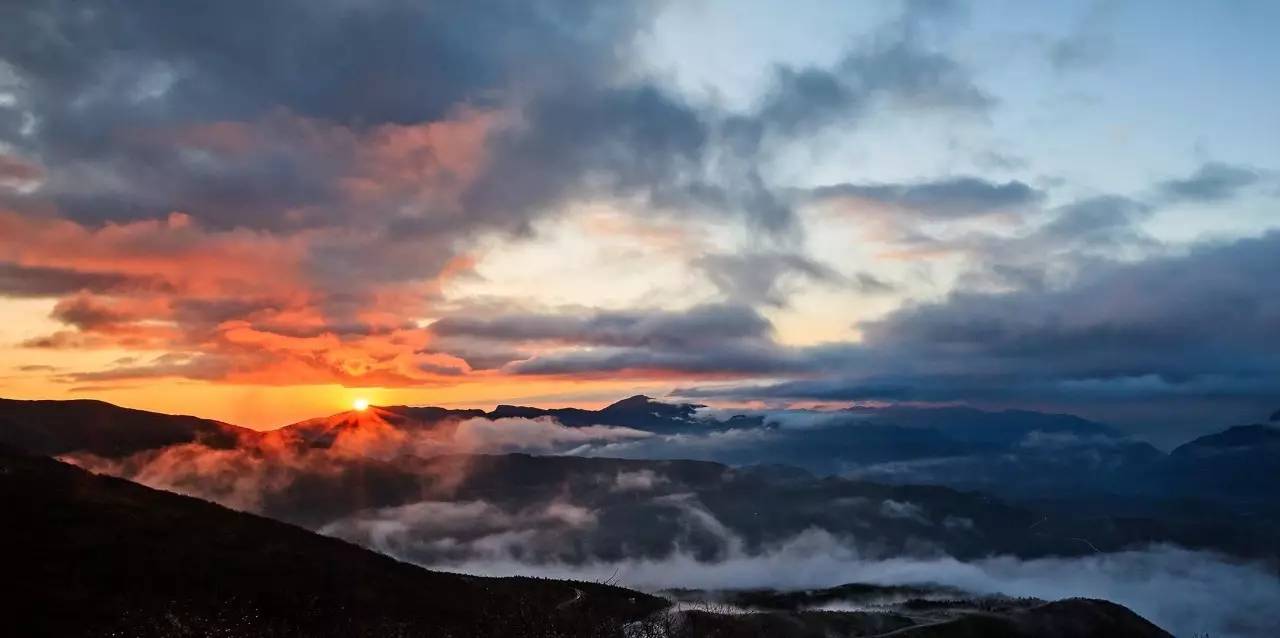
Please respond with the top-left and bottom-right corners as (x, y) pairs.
(0, 0), (1277, 436)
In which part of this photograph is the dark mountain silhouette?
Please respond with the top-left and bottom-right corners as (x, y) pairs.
(879, 598), (1172, 638)
(1173, 423), (1280, 451)
(842, 405), (1122, 445)
(2, 397), (1276, 561)
(1149, 423), (1280, 507)
(662, 598), (1171, 638)
(487, 394), (717, 434)
(0, 397), (258, 458)
(0, 445), (664, 637)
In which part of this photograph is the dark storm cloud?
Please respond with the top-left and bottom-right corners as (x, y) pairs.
(431, 304), (772, 351)
(678, 231), (1280, 409)
(1158, 162), (1262, 203)
(0, 262), (161, 297)
(0, 0), (648, 229)
(0, 0), (996, 280)
(696, 252), (871, 308)
(430, 303), (862, 376)
(460, 84), (720, 230)
(507, 342), (825, 376)
(874, 193), (1154, 293)
(0, 0), (638, 131)
(752, 0), (990, 138)
(459, 22), (1004, 235)
(863, 231), (1280, 368)
(1034, 196), (1151, 244)
(811, 177), (1043, 218)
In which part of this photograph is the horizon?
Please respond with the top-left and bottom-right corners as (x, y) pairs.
(5, 393), (1276, 452)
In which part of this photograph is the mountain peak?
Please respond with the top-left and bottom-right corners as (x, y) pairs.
(603, 394), (657, 411)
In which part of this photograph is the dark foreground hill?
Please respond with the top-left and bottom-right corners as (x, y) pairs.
(0, 446), (664, 637)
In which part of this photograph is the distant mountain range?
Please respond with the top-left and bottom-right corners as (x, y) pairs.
(7, 394), (1274, 510)
(2, 396), (1277, 563)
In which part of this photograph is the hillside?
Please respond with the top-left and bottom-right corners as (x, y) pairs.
(0, 397), (258, 457)
(0, 446), (1180, 637)
(0, 446), (664, 637)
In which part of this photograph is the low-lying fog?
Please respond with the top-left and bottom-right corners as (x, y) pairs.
(438, 540), (1278, 638)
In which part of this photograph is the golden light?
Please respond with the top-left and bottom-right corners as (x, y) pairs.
(352, 398), (370, 412)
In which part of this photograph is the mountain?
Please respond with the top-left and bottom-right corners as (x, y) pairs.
(278, 394), (738, 441)
(274, 400), (1162, 500)
(0, 397), (1236, 636)
(0, 445), (664, 637)
(842, 405), (1122, 445)
(0, 397), (258, 458)
(2, 397), (1275, 561)
(0, 396), (1165, 506)
(0, 446), (1176, 637)
(1173, 423), (1280, 451)
(270, 405), (483, 451)
(490, 394), (721, 434)
(662, 595), (1171, 638)
(1150, 423), (1280, 507)
(664, 585), (1173, 637)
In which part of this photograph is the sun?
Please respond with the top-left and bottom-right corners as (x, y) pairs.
(352, 398), (370, 412)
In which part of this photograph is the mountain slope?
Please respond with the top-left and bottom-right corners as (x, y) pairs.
(0, 397), (258, 457)
(1151, 423), (1280, 506)
(0, 446), (664, 637)
(665, 598), (1171, 638)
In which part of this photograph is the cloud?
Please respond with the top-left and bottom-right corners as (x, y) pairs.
(1158, 162), (1263, 203)
(2, 0), (1272, 431)
(318, 499), (602, 564)
(0, 262), (161, 297)
(879, 499), (931, 525)
(751, 0), (990, 138)
(420, 534), (1279, 638)
(446, 417), (652, 455)
(0, 153), (42, 188)
(0, 0), (1014, 395)
(62, 412), (653, 508)
(429, 303), (836, 377)
(677, 230), (1280, 419)
(811, 177), (1043, 219)
(1046, 1), (1119, 72)
(432, 304), (772, 350)
(611, 469), (668, 492)
(696, 252), (888, 308)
